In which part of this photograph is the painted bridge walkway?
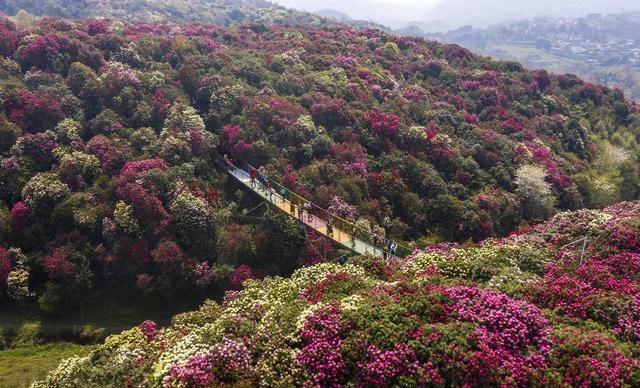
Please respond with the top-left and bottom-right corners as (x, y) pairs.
(221, 158), (409, 259)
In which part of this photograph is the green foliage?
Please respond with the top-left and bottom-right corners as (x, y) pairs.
(37, 283), (66, 315)
(0, 117), (21, 153)
(113, 200), (140, 235)
(169, 189), (216, 250)
(11, 322), (41, 348)
(20, 173), (69, 210)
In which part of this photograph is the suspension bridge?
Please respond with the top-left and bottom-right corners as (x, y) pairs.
(219, 157), (411, 259)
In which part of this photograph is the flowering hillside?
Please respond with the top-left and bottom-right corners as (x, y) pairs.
(0, 14), (639, 314)
(33, 202), (640, 387)
(1, 0), (387, 30)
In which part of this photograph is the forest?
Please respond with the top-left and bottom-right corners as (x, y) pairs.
(0, 6), (638, 387)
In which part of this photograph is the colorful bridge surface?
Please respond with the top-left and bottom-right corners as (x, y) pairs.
(221, 158), (409, 259)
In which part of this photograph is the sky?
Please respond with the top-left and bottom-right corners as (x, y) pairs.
(271, 0), (640, 31)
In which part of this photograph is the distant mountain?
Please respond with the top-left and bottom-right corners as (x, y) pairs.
(271, 0), (432, 29)
(425, 11), (640, 100)
(423, 0), (640, 28)
(1, 0), (331, 27)
(0, 0), (388, 30)
(397, 20), (450, 34)
(315, 8), (352, 21)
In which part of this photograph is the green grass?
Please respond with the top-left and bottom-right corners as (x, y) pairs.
(0, 294), (203, 342)
(0, 293), (208, 386)
(0, 343), (92, 388)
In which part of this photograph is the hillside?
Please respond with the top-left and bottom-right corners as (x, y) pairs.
(428, 12), (640, 100)
(0, 13), (639, 315)
(33, 201), (640, 387)
(0, 0), (388, 30)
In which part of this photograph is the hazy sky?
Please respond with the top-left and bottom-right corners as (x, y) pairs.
(272, 0), (640, 30)
(273, 0), (442, 10)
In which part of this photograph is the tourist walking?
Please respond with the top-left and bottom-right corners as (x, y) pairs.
(249, 168), (257, 188)
(389, 240), (398, 259)
(305, 201), (313, 221)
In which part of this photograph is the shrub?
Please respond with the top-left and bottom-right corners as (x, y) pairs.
(11, 321), (42, 348)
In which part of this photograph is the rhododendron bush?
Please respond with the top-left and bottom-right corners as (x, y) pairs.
(36, 202), (640, 387)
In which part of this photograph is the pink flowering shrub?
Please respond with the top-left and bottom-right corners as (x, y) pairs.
(444, 286), (551, 384)
(0, 15), (17, 56)
(295, 283), (552, 388)
(44, 247), (78, 280)
(615, 294), (640, 343)
(298, 304), (347, 388)
(116, 181), (171, 238)
(165, 337), (254, 387)
(356, 343), (420, 386)
(550, 327), (638, 388)
(329, 142), (368, 178)
(87, 135), (129, 174)
(6, 90), (65, 133)
(366, 111), (400, 136)
(13, 133), (58, 168)
(228, 264), (256, 289)
(10, 201), (30, 232)
(310, 97), (353, 129)
(327, 195), (358, 220)
(139, 320), (159, 341)
(150, 239), (185, 266)
(120, 158), (167, 175)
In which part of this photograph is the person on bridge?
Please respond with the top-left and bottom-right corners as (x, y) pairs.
(326, 221), (333, 237)
(389, 240), (398, 259)
(297, 203), (303, 220)
(305, 201), (313, 222)
(249, 168), (257, 188)
(265, 181), (273, 200)
(223, 154), (232, 167)
(257, 166), (267, 190)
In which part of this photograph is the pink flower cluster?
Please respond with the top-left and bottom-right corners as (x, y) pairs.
(120, 158), (167, 175)
(165, 353), (216, 387)
(10, 201), (30, 232)
(139, 320), (159, 341)
(444, 286), (551, 383)
(116, 181), (171, 237)
(150, 240), (185, 266)
(366, 111), (400, 136)
(615, 294), (640, 343)
(165, 337), (253, 387)
(554, 328), (637, 388)
(228, 264), (256, 289)
(327, 196), (358, 220)
(329, 143), (368, 178)
(298, 304), (346, 388)
(44, 247), (77, 280)
(356, 343), (419, 386)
